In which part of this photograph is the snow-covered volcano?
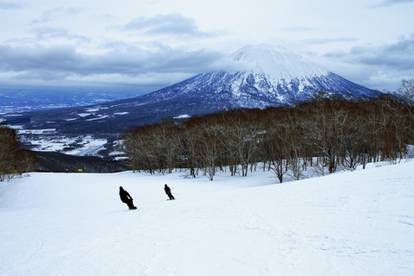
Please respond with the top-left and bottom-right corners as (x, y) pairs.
(142, 44), (380, 109)
(11, 44), (383, 136)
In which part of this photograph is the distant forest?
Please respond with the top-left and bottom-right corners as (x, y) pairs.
(124, 96), (414, 182)
(0, 127), (34, 181)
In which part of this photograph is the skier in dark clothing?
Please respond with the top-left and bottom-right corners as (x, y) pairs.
(119, 186), (137, 210)
(164, 184), (175, 200)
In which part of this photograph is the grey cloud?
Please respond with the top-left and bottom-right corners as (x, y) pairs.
(0, 1), (22, 10)
(0, 44), (222, 81)
(322, 36), (414, 90)
(325, 35), (414, 71)
(374, 0), (414, 7)
(124, 13), (212, 37)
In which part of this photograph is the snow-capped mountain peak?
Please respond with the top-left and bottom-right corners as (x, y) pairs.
(15, 44), (383, 136)
(230, 44), (328, 80)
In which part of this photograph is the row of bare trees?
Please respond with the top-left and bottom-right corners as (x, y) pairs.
(124, 97), (414, 182)
(0, 126), (35, 181)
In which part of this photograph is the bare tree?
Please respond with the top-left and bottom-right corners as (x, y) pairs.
(397, 79), (414, 104)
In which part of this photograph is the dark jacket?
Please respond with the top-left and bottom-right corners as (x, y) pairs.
(164, 185), (171, 193)
(119, 187), (132, 203)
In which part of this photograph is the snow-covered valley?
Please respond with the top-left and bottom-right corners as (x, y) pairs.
(1, 161), (413, 275)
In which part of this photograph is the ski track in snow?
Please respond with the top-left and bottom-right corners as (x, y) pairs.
(1, 161), (414, 275)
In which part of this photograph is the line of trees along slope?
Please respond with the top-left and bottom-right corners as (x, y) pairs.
(0, 126), (35, 181)
(124, 97), (414, 182)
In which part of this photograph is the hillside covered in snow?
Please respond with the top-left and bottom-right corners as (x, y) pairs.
(1, 161), (413, 275)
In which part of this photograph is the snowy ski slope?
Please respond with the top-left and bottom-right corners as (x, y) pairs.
(1, 161), (413, 275)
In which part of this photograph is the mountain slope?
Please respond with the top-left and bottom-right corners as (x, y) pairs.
(2, 45), (382, 135)
(1, 161), (413, 275)
(115, 44), (379, 109)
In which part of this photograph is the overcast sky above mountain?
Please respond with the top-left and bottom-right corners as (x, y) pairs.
(0, 0), (412, 91)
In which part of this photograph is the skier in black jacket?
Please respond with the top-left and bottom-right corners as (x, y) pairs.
(119, 186), (137, 210)
(164, 184), (175, 200)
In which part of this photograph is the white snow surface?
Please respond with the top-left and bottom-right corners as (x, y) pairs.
(173, 114), (191, 119)
(113, 112), (129, 116)
(78, 113), (91, 117)
(22, 135), (107, 156)
(18, 128), (56, 135)
(230, 44), (328, 80)
(64, 136), (107, 156)
(1, 161), (414, 275)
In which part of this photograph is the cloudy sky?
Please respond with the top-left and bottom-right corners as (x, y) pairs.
(0, 0), (413, 91)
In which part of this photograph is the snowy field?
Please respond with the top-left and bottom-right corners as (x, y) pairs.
(1, 161), (414, 276)
(17, 134), (108, 157)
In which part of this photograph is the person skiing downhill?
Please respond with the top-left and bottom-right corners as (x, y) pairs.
(164, 184), (175, 200)
(119, 186), (137, 210)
